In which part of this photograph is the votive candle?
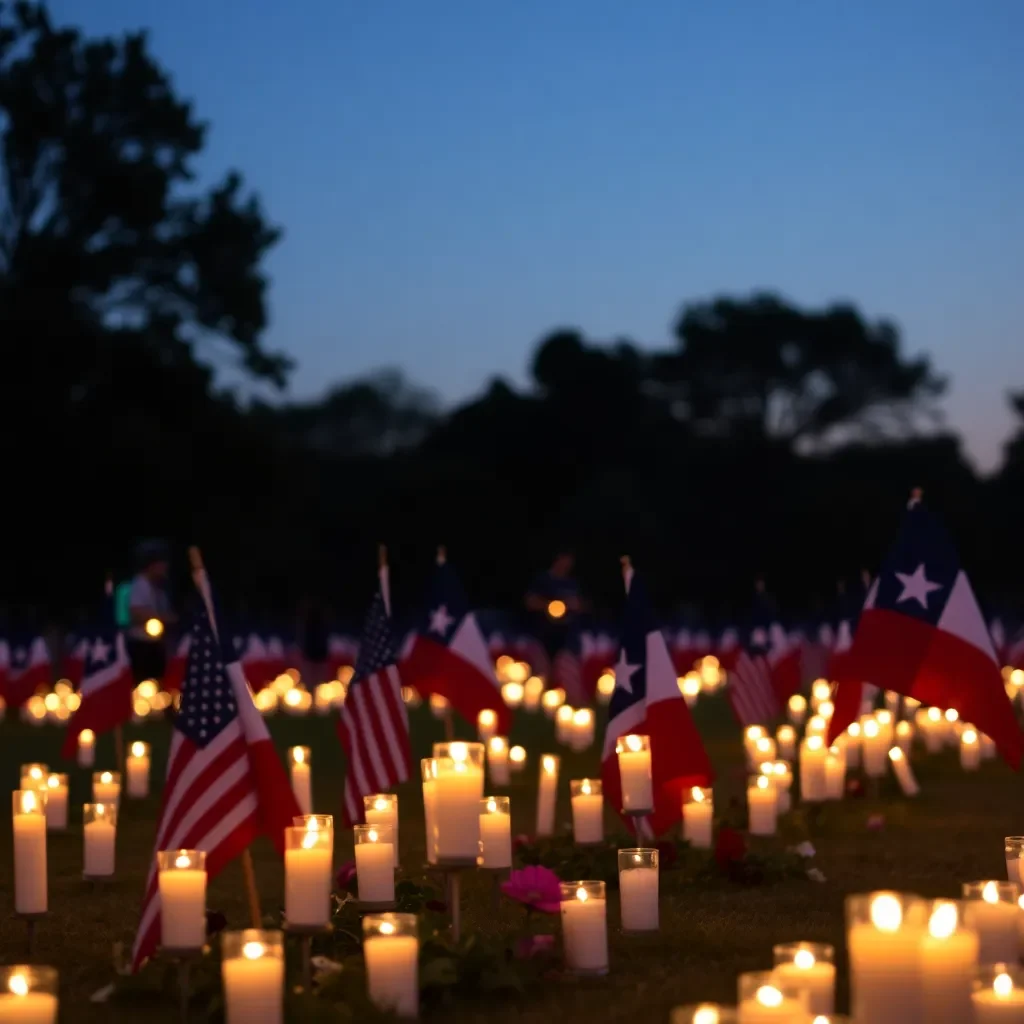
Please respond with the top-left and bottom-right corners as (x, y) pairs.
(615, 734), (653, 813)
(433, 742), (485, 862)
(0, 965), (58, 1024)
(570, 779), (604, 844)
(285, 822), (333, 925)
(479, 796), (512, 868)
(92, 771), (121, 809)
(83, 803), (117, 878)
(364, 794), (399, 867)
(964, 882), (1020, 965)
(221, 929), (284, 1024)
(157, 849), (207, 950)
(618, 849), (659, 932)
(772, 942), (835, 1015)
(12, 790), (47, 914)
(683, 787), (714, 848)
(363, 913), (418, 1018)
(972, 965), (1024, 1023)
(800, 736), (826, 802)
(736, 971), (804, 1022)
(560, 881), (608, 975)
(477, 708), (498, 743)
(747, 775), (777, 836)
(77, 729), (96, 768)
(487, 736), (510, 786)
(43, 774), (68, 831)
(920, 900), (979, 1024)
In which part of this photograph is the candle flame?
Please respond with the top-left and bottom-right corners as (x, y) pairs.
(368, 828), (379, 843)
(756, 775), (770, 790)
(848, 722), (861, 738)
(479, 710), (496, 725)
(486, 798), (498, 814)
(888, 747), (903, 762)
(81, 729), (95, 744)
(302, 830), (319, 850)
(20, 791), (37, 814)
(929, 901), (958, 939)
(963, 729), (978, 745)
(8, 974), (28, 997)
(100, 771), (113, 784)
(755, 985), (783, 1008)
(625, 734), (643, 753)
(876, 709), (892, 725)
(807, 736), (823, 751)
(745, 726), (765, 741)
(788, 695), (806, 712)
(863, 720), (879, 738)
(174, 852), (191, 869)
(793, 948), (816, 970)
(927, 707), (942, 722)
(995, 972), (1014, 998)
(450, 742), (468, 762)
(96, 804), (106, 816)
(691, 787), (705, 803)
(755, 737), (771, 752)
(489, 736), (506, 753)
(242, 941), (265, 960)
(131, 742), (146, 758)
(307, 817), (320, 833)
(581, 779), (592, 795)
(509, 745), (526, 764)
(292, 747), (305, 764)
(870, 893), (902, 931)
(547, 599), (566, 619)
(576, 886), (588, 903)
(944, 709), (959, 723)
(379, 921), (395, 936)
(144, 617), (164, 638)
(373, 797), (389, 811)
(29, 766), (43, 780)
(692, 1008), (719, 1024)
(573, 708), (592, 725)
(47, 774), (60, 788)
(778, 725), (795, 740)
(542, 755), (556, 774)
(983, 881), (1001, 904)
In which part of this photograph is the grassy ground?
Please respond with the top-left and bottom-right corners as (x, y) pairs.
(1, 697), (1019, 1022)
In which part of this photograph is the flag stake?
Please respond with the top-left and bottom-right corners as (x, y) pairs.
(115, 724), (125, 778)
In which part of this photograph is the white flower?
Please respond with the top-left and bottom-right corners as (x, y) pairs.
(807, 867), (827, 883)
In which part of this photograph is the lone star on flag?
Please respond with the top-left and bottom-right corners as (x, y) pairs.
(894, 563), (943, 609)
(613, 647), (639, 694)
(91, 638), (111, 662)
(428, 605), (454, 635)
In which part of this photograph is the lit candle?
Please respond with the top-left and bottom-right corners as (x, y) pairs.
(12, 791), (47, 915)
(743, 726), (766, 768)
(508, 745), (527, 774)
(354, 824), (395, 906)
(683, 787), (714, 848)
(43, 775), (67, 831)
(615, 735), (653, 814)
(285, 821), (333, 924)
(736, 971), (804, 1022)
(679, 673), (701, 707)
(776, 725), (797, 762)
(477, 708), (498, 742)
(847, 891), (926, 1023)
(570, 779), (604, 844)
(560, 881), (608, 975)
(523, 675), (545, 711)
(845, 721), (862, 768)
(811, 679), (831, 709)
(806, 715), (826, 737)
(77, 729), (96, 768)
(964, 882), (1020, 965)
(479, 796), (512, 868)
(772, 942), (835, 1015)
(861, 720), (887, 778)
(433, 742), (485, 862)
(364, 794), (399, 867)
(618, 849), (659, 932)
(788, 694), (807, 725)
(595, 671), (616, 706)
(671, 1005), (740, 1024)
(487, 736), (510, 785)
(535, 753), (560, 837)
(83, 803), (116, 878)
(923, 707), (944, 753)
(570, 708), (595, 752)
(363, 913), (418, 1018)
(747, 775), (777, 836)
(542, 688), (566, 718)
(919, 900), (979, 1024)
(124, 742), (151, 798)
(157, 849), (207, 950)
(92, 771), (121, 810)
(1005, 837), (1024, 888)
(961, 728), (981, 771)
(0, 966), (58, 1024)
(888, 747), (920, 797)
(555, 704), (575, 745)
(221, 929), (285, 1024)
(944, 708), (960, 746)
(895, 720), (913, 757)
(500, 682), (524, 709)
(800, 736), (826, 802)
(754, 736), (777, 765)
(875, 709), (894, 748)
(824, 750), (845, 800)
(429, 693), (450, 719)
(19, 763), (48, 791)
(769, 761), (793, 813)
(288, 746), (312, 815)
(421, 758), (438, 865)
(972, 966), (1024, 1023)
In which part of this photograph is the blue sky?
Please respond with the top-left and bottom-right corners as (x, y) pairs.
(55, 0), (1024, 471)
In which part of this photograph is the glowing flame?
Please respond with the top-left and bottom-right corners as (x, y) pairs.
(80, 729), (95, 744)
(793, 948), (816, 970)
(242, 941), (265, 960)
(8, 974), (29, 997)
(929, 901), (958, 939)
(145, 617), (164, 638)
(547, 600), (566, 620)
(47, 774), (61, 789)
(509, 745), (526, 764)
(131, 742), (146, 758)
(983, 881), (1000, 904)
(581, 779), (592, 796)
(368, 828), (379, 843)
(625, 735), (643, 753)
(489, 737), (506, 753)
(863, 720), (879, 739)
(575, 886), (588, 903)
(379, 921), (395, 936)
(807, 736), (824, 751)
(693, 1008), (720, 1024)
(755, 985), (783, 1008)
(889, 747), (903, 762)
(756, 775), (770, 790)
(691, 787), (705, 802)
(945, 709), (959, 723)
(994, 972), (1014, 998)
(870, 893), (902, 931)
(100, 772), (113, 784)
(542, 755), (556, 774)
(292, 747), (306, 764)
(174, 853), (192, 869)
(307, 817), (320, 833)
(450, 742), (468, 762)
(479, 710), (496, 726)
(486, 798), (498, 813)
(963, 729), (978, 745)
(20, 791), (37, 814)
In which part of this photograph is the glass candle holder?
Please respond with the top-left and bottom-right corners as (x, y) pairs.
(560, 881), (608, 975)
(479, 796), (512, 868)
(284, 823), (333, 926)
(571, 708), (595, 752)
(354, 824), (395, 906)
(77, 729), (96, 767)
(432, 742), (485, 863)
(772, 942), (835, 1014)
(973, 964), (1024, 1022)
(363, 913), (418, 1018)
(570, 778), (604, 844)
(364, 795), (398, 865)
(125, 741), (151, 798)
(43, 773), (68, 831)
(12, 789), (48, 914)
(747, 775), (777, 836)
(846, 892), (928, 1023)
(670, 1006), (739, 1024)
(523, 675), (545, 711)
(487, 736), (510, 785)
(92, 770), (121, 808)
(292, 814), (333, 832)
(919, 900), (979, 1023)
(542, 687), (566, 717)
(536, 754), (560, 837)
(683, 786), (714, 848)
(19, 763), (48, 790)
(737, 971), (805, 1021)
(221, 929), (285, 1024)
(0, 965), (58, 1022)
(615, 734), (653, 813)
(288, 746), (312, 815)
(963, 881), (1021, 965)
(421, 757), (438, 864)
(618, 849), (659, 933)
(156, 850), (207, 950)
(1005, 837), (1024, 887)
(555, 704), (574, 745)
(83, 803), (117, 878)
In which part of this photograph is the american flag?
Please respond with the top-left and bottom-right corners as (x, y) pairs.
(338, 565), (411, 826)
(728, 625), (779, 726)
(131, 562), (298, 970)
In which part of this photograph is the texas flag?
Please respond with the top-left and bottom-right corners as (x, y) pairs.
(828, 495), (1024, 768)
(400, 549), (510, 733)
(6, 635), (51, 708)
(601, 562), (713, 838)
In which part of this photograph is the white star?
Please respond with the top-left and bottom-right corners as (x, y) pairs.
(429, 605), (455, 635)
(91, 638), (111, 662)
(751, 627), (768, 647)
(894, 563), (944, 609)
(613, 647), (640, 695)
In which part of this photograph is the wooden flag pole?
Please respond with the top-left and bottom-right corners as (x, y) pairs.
(114, 725), (125, 778)
(188, 544), (262, 930)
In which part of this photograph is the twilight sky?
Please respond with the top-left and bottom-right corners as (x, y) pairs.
(56, 0), (1024, 471)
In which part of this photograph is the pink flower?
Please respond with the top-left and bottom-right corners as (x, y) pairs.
(866, 813), (885, 831)
(500, 865), (562, 913)
(514, 934), (556, 959)
(335, 860), (356, 889)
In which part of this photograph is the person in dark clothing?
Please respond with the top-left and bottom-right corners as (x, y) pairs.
(298, 598), (330, 684)
(525, 550), (586, 662)
(127, 540), (176, 682)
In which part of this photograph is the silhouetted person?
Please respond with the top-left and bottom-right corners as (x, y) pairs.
(127, 540), (176, 683)
(297, 597), (329, 684)
(525, 549), (585, 668)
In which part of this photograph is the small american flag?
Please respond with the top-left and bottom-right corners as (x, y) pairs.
(553, 644), (584, 706)
(131, 561), (298, 970)
(728, 626), (779, 726)
(338, 565), (411, 826)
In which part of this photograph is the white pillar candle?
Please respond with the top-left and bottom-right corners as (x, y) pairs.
(421, 759), (438, 865)
(542, 688), (566, 717)
(479, 797), (512, 868)
(91, 771), (121, 810)
(77, 729), (96, 768)
(560, 881), (608, 975)
(683, 787), (714, 847)
(19, 763), (48, 791)
(972, 967), (1024, 1023)
(920, 900), (979, 1024)
(845, 721), (862, 768)
(787, 695), (807, 726)
(737, 972), (805, 1022)
(477, 708), (498, 743)
(769, 762), (793, 814)
(618, 849), (659, 932)
(964, 882), (1020, 964)
(570, 779), (604, 844)
(555, 704), (574, 746)
(895, 720), (913, 757)
(861, 720), (887, 778)
(772, 943), (835, 1015)
(126, 742), (151, 798)
(672, 1005), (739, 1024)
(43, 775), (68, 831)
(0, 966), (59, 1024)
(889, 747), (920, 797)
(12, 791), (47, 915)
(487, 736), (510, 786)
(823, 751), (845, 800)
(433, 742), (485, 861)
(747, 776), (777, 836)
(288, 747), (312, 816)
(875, 709), (894, 749)
(615, 735), (653, 813)
(364, 795), (399, 867)
(570, 708), (595, 752)
(922, 707), (944, 752)
(500, 682), (524, 709)
(83, 803), (117, 878)
(847, 891), (926, 1024)
(800, 736), (827, 802)
(775, 726), (797, 762)
(221, 930), (285, 1024)
(961, 729), (981, 771)
(1005, 838), (1024, 888)
(354, 825), (395, 905)
(157, 849), (207, 949)
(523, 675), (545, 711)
(363, 914), (418, 1018)
(753, 736), (776, 765)
(536, 754), (560, 838)
(743, 727), (766, 770)
(508, 745), (527, 774)
(284, 821), (333, 924)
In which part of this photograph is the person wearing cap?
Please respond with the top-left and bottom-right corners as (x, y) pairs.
(127, 541), (176, 683)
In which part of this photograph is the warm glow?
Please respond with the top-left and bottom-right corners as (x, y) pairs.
(131, 742), (146, 758)
(373, 798), (388, 811)
(306, 817), (320, 833)
(863, 720), (879, 739)
(27, 766), (43, 781)
(137, 679), (159, 700)
(876, 709), (893, 724)
(983, 881), (1000, 905)
(479, 709), (496, 726)
(807, 736), (823, 751)
(575, 886), (588, 903)
(501, 681), (524, 707)
(597, 671), (616, 696)
(812, 679), (831, 701)
(581, 779), (592, 795)
(927, 707), (942, 722)
(509, 745), (526, 764)
(284, 689), (302, 707)
(242, 941), (265, 960)
(486, 798), (498, 813)
(945, 709), (959, 723)
(962, 729), (978, 745)
(43, 693), (59, 712)
(1011, 669), (1024, 687)
(793, 948), (816, 970)
(489, 736), (507, 754)
(368, 828), (379, 843)
(759, 761), (774, 775)
(929, 901), (958, 939)
(691, 787), (705, 803)
(870, 893), (903, 931)
(995, 973), (1014, 999)
(144, 617), (164, 638)
(8, 974), (29, 997)
(379, 921), (395, 936)
(47, 774), (61, 789)
(788, 695), (807, 713)
(556, 705), (574, 723)
(896, 721), (912, 737)
(96, 805), (106, 817)
(542, 689), (565, 709)
(777, 725), (795, 741)
(693, 1009), (720, 1024)
(756, 775), (770, 790)
(19, 791), (37, 814)
(680, 675), (701, 698)
(625, 734), (643, 753)
(101, 771), (113, 784)
(547, 599), (567, 620)
(496, 655), (513, 674)
(755, 985), (783, 1008)
(745, 726), (766, 741)
(848, 722), (861, 738)
(888, 747), (903, 762)
(174, 853), (191, 869)
(807, 715), (826, 734)
(450, 742), (468, 762)
(542, 755), (556, 775)
(755, 737), (772, 753)
(818, 700), (834, 719)
(573, 708), (592, 726)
